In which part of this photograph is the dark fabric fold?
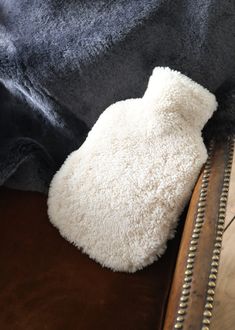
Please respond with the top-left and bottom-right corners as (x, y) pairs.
(0, 0), (234, 192)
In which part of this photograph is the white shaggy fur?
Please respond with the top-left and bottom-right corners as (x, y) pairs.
(48, 67), (217, 272)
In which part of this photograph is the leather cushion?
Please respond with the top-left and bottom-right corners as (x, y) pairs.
(0, 188), (184, 330)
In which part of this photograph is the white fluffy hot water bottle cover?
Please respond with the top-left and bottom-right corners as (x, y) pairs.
(48, 67), (217, 272)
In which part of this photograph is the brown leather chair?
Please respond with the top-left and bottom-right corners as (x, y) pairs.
(0, 137), (233, 329)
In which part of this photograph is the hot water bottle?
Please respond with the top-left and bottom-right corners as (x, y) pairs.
(48, 67), (217, 272)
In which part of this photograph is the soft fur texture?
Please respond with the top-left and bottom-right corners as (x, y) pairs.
(0, 0), (234, 192)
(48, 67), (217, 272)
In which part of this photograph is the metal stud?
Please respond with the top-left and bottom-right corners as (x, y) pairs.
(174, 323), (183, 328)
(198, 203), (205, 209)
(205, 303), (213, 309)
(183, 283), (191, 289)
(179, 302), (187, 308)
(176, 316), (184, 322)
(220, 193), (228, 198)
(219, 200), (227, 205)
(207, 289), (215, 295)
(182, 289), (190, 296)
(180, 296), (188, 302)
(220, 196), (227, 202)
(196, 215), (204, 221)
(206, 296), (214, 302)
(204, 311), (212, 317)
(218, 213), (226, 218)
(200, 190), (207, 196)
(188, 252), (196, 258)
(208, 281), (216, 288)
(200, 196), (207, 202)
(211, 268), (218, 274)
(202, 318), (210, 325)
(200, 189), (207, 196)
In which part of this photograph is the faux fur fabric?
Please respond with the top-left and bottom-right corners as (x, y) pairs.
(48, 67), (217, 272)
(0, 0), (235, 192)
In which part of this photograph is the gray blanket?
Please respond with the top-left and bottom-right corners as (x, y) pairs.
(0, 0), (234, 193)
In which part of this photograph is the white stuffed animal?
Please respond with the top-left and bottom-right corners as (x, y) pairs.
(48, 67), (217, 272)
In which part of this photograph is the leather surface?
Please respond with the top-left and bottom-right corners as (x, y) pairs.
(0, 188), (184, 330)
(163, 139), (233, 329)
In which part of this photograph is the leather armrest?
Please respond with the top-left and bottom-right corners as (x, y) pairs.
(163, 137), (234, 330)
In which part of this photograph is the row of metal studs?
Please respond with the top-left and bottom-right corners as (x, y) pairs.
(174, 141), (214, 329)
(201, 137), (234, 330)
